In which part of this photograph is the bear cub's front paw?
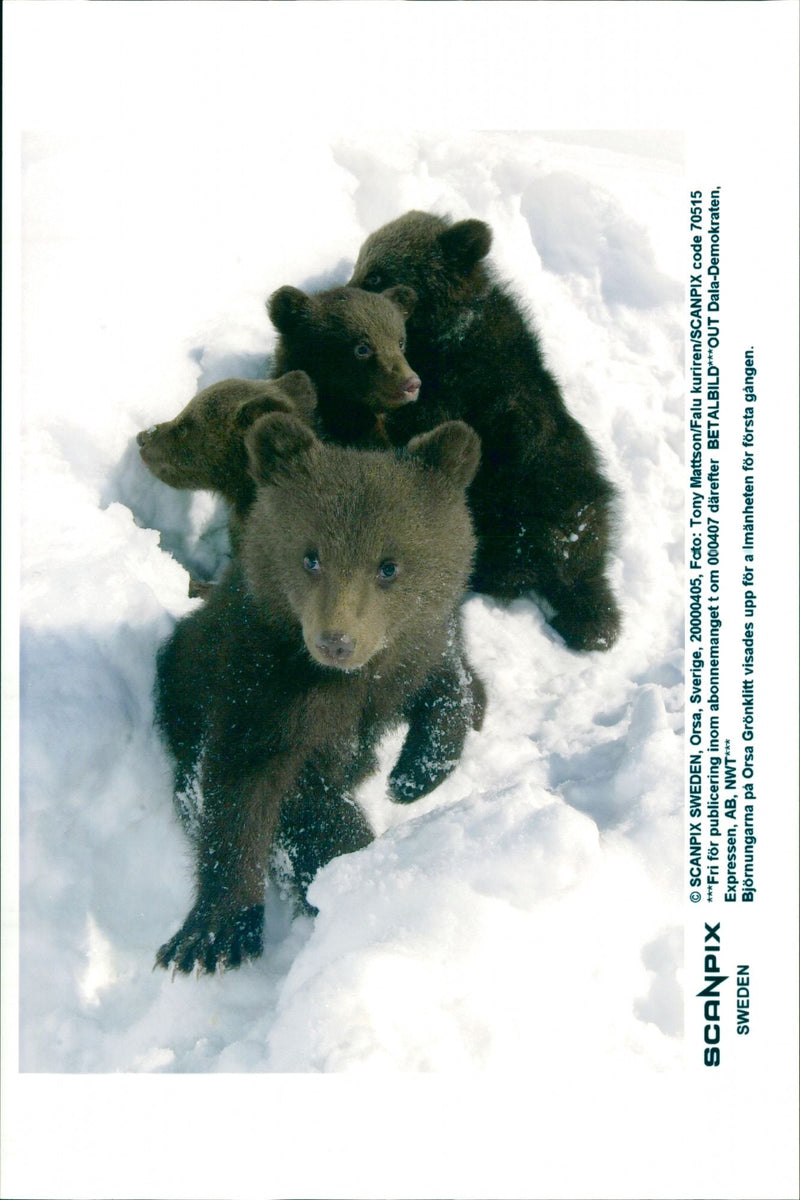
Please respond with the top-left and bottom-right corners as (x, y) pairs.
(155, 902), (265, 974)
(550, 581), (622, 652)
(388, 756), (456, 804)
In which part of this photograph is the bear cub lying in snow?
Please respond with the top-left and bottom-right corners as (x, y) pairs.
(268, 283), (421, 447)
(154, 412), (485, 973)
(349, 210), (621, 653)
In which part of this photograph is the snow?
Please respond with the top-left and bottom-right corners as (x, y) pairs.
(18, 130), (685, 1077)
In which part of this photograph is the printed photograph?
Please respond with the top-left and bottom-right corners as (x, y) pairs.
(4, 4), (797, 1199)
(19, 129), (685, 1073)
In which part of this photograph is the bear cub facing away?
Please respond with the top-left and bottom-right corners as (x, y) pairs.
(268, 284), (421, 447)
(349, 210), (622, 653)
(154, 413), (485, 973)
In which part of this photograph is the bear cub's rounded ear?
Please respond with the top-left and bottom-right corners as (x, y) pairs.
(235, 393), (286, 432)
(438, 219), (492, 275)
(267, 286), (312, 333)
(382, 284), (418, 320)
(246, 412), (318, 484)
(405, 420), (481, 490)
(273, 370), (317, 421)
(236, 373), (318, 431)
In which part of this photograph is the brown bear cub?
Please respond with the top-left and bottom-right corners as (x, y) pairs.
(267, 284), (421, 447)
(154, 413), (485, 973)
(137, 370), (317, 532)
(349, 210), (621, 653)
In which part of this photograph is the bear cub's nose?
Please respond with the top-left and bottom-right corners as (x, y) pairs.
(137, 426), (158, 447)
(403, 374), (421, 399)
(315, 631), (356, 664)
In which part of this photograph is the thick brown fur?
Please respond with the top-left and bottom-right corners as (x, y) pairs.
(349, 210), (622, 652)
(268, 285), (421, 447)
(154, 414), (485, 973)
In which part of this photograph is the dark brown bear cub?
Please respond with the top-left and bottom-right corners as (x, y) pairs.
(349, 210), (621, 653)
(154, 413), (485, 974)
(268, 284), (420, 447)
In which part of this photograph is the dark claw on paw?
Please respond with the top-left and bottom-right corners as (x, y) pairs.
(155, 903), (265, 975)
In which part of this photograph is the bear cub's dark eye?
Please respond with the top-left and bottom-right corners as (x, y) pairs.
(365, 272), (383, 288)
(303, 552), (321, 574)
(399, 337), (406, 351)
(354, 343), (373, 359)
(377, 560), (399, 584)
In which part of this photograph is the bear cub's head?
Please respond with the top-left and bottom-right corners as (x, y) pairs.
(136, 371), (316, 507)
(268, 285), (421, 434)
(349, 210), (493, 321)
(242, 412), (480, 673)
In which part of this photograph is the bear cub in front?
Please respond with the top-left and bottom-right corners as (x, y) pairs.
(154, 413), (485, 974)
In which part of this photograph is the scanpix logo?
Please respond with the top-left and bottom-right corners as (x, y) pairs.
(697, 921), (728, 1066)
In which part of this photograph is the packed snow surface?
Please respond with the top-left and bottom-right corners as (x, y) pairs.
(19, 131), (685, 1074)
